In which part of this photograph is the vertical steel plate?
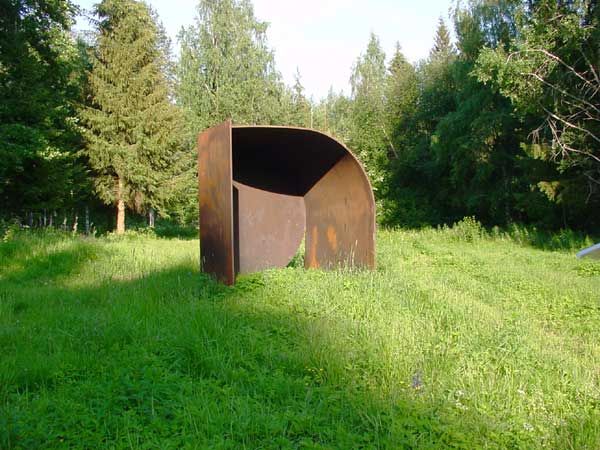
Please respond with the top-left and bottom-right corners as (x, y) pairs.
(198, 120), (235, 285)
(233, 181), (305, 274)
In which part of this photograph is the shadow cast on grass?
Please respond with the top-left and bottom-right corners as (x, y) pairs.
(2, 264), (491, 449)
(0, 234), (108, 285)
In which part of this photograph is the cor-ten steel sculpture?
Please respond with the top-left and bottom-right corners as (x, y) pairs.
(198, 119), (375, 285)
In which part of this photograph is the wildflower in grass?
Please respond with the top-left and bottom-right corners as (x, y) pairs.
(523, 423), (534, 432)
(453, 389), (467, 409)
(412, 371), (423, 392)
(455, 400), (468, 410)
(517, 389), (526, 395)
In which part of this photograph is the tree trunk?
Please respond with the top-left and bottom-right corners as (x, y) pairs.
(148, 207), (155, 228)
(116, 177), (125, 234)
(85, 206), (90, 235)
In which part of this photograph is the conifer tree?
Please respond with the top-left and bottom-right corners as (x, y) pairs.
(430, 17), (454, 61)
(349, 33), (388, 190)
(378, 43), (429, 227)
(428, 0), (522, 225)
(290, 68), (311, 128)
(420, 18), (457, 133)
(82, 0), (184, 233)
(386, 43), (419, 154)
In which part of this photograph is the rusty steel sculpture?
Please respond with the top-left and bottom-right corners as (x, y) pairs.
(198, 119), (375, 285)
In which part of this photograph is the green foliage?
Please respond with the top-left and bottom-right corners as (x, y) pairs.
(1, 229), (599, 448)
(474, 0), (600, 225)
(177, 0), (288, 131)
(0, 0), (91, 218)
(385, 43), (419, 153)
(81, 0), (186, 229)
(311, 88), (353, 143)
(289, 68), (312, 128)
(378, 44), (426, 227)
(379, 0), (598, 231)
(3, 0), (599, 235)
(442, 216), (486, 242)
(348, 33), (389, 192)
(430, 17), (455, 60)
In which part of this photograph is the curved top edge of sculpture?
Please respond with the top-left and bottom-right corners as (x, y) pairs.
(198, 119), (376, 285)
(232, 123), (376, 205)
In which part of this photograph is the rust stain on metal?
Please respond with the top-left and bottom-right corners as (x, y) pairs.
(304, 154), (375, 269)
(197, 121), (375, 284)
(307, 225), (319, 269)
(327, 225), (337, 252)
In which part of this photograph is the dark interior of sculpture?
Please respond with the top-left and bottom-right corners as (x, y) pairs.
(198, 120), (375, 285)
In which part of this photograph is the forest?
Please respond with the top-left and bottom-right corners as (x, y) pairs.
(2, 2), (600, 448)
(1, 0), (598, 234)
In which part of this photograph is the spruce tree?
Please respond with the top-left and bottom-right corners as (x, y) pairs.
(430, 17), (454, 61)
(429, 1), (522, 226)
(379, 43), (429, 226)
(420, 18), (457, 132)
(290, 68), (311, 128)
(82, 0), (184, 233)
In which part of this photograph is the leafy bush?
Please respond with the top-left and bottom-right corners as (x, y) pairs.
(442, 216), (486, 242)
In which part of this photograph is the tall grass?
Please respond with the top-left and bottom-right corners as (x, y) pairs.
(1, 224), (599, 449)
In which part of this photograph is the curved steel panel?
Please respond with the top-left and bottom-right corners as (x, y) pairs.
(304, 154), (376, 269)
(233, 181), (305, 274)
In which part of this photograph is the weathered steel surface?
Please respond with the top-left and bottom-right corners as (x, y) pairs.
(233, 181), (305, 274)
(198, 120), (235, 285)
(198, 122), (375, 285)
(304, 153), (376, 269)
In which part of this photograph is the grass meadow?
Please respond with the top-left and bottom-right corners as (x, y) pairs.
(1, 221), (600, 449)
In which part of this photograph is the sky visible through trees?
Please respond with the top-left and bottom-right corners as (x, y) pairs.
(1, 0), (598, 233)
(72, 0), (455, 99)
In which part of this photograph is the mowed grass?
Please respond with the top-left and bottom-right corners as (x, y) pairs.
(1, 224), (599, 449)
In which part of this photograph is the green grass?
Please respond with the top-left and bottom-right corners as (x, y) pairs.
(1, 223), (599, 449)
